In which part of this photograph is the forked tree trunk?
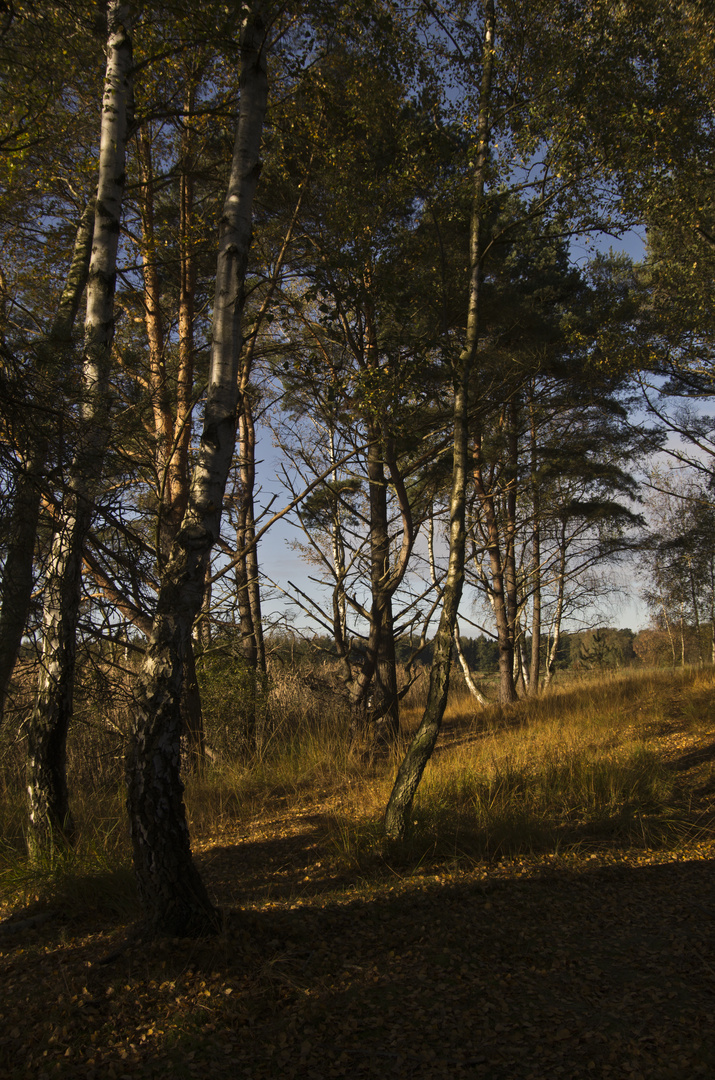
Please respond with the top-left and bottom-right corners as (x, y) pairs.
(0, 199), (95, 725)
(125, 7), (269, 937)
(384, 0), (495, 841)
(26, 4), (132, 856)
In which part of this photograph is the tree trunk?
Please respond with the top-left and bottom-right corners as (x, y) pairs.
(0, 199), (95, 725)
(473, 433), (517, 704)
(680, 612), (686, 666)
(543, 524), (566, 691)
(385, 0), (495, 841)
(454, 620), (488, 705)
(27, 4), (132, 856)
(125, 7), (269, 937)
(688, 563), (702, 663)
(367, 419), (399, 743)
(662, 601), (676, 667)
(138, 87), (207, 763)
(137, 127), (174, 566)
(181, 639), (205, 765)
(234, 394), (266, 752)
(503, 403), (519, 688)
(529, 392), (541, 694)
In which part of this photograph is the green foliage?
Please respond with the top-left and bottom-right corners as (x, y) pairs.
(197, 646), (270, 759)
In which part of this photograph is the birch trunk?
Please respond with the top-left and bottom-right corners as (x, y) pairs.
(125, 7), (269, 937)
(139, 103), (207, 761)
(543, 525), (566, 691)
(26, 5), (132, 856)
(385, 0), (495, 840)
(454, 620), (488, 706)
(0, 199), (95, 725)
(473, 433), (517, 704)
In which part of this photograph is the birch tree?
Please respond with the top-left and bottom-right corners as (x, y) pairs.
(0, 198), (95, 724)
(26, 1), (133, 855)
(125, 4), (269, 937)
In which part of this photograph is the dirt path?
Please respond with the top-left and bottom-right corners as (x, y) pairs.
(1, 833), (714, 1079)
(2, 686), (715, 1079)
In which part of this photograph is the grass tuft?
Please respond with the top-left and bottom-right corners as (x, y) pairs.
(2, 663), (715, 919)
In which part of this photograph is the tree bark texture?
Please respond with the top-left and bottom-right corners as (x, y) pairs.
(137, 108), (206, 760)
(27, 4), (132, 856)
(0, 199), (95, 725)
(472, 432), (517, 705)
(384, 0), (496, 841)
(367, 421), (399, 743)
(543, 527), (566, 690)
(125, 7), (269, 937)
(529, 395), (541, 694)
(454, 620), (488, 706)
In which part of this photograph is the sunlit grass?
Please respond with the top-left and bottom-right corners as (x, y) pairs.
(2, 663), (715, 917)
(326, 665), (715, 866)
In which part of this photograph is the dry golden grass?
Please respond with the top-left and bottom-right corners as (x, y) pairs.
(4, 664), (715, 1080)
(2, 663), (715, 915)
(325, 665), (715, 865)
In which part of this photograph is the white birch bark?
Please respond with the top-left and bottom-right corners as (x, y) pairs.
(543, 529), (566, 691)
(454, 620), (489, 706)
(125, 6), (269, 937)
(26, 2), (133, 856)
(0, 199), (95, 725)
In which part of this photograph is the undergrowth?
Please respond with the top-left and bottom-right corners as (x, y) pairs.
(1, 663), (715, 918)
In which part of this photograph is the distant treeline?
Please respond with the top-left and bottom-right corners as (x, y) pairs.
(265, 625), (715, 674)
(264, 627), (638, 673)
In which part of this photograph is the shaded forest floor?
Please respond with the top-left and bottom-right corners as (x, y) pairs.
(2, 667), (715, 1078)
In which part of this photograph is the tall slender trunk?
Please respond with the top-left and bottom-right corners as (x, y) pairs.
(26, 4), (132, 855)
(125, 8), (269, 937)
(473, 432), (517, 704)
(138, 95), (205, 763)
(137, 129), (173, 563)
(234, 395), (266, 752)
(168, 79), (197, 538)
(543, 522), (567, 691)
(661, 601), (676, 667)
(385, 0), (495, 840)
(328, 425), (350, 676)
(0, 200), (95, 724)
(529, 392), (541, 694)
(516, 624), (529, 695)
(366, 418), (399, 743)
(503, 402), (519, 681)
(236, 396), (264, 673)
(680, 611), (686, 666)
(688, 562), (702, 663)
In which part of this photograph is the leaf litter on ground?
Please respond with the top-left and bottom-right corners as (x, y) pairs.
(2, 670), (715, 1079)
